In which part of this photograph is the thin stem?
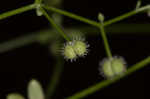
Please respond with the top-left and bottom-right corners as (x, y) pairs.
(40, 7), (70, 41)
(42, 4), (150, 27)
(102, 5), (150, 26)
(42, 5), (100, 27)
(46, 56), (64, 99)
(99, 23), (112, 58)
(0, 4), (36, 20)
(104, 11), (137, 26)
(66, 56), (150, 99)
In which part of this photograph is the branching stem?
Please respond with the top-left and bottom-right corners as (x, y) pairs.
(40, 7), (70, 41)
(42, 4), (150, 27)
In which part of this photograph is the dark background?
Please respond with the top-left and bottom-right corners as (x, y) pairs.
(0, 0), (150, 99)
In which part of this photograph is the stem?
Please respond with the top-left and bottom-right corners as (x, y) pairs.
(136, 5), (150, 12)
(0, 4), (36, 20)
(103, 5), (150, 26)
(66, 56), (150, 99)
(42, 5), (100, 27)
(104, 11), (137, 26)
(42, 4), (150, 27)
(46, 56), (64, 99)
(99, 23), (112, 58)
(40, 7), (70, 41)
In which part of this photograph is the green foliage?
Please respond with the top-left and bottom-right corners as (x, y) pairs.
(28, 79), (45, 99)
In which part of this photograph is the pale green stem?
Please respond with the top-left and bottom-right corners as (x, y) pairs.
(99, 23), (112, 58)
(40, 7), (70, 41)
(66, 56), (150, 99)
(0, 4), (36, 20)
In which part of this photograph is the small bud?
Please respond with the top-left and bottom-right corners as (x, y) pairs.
(99, 56), (126, 79)
(36, 4), (43, 16)
(98, 13), (104, 22)
(36, 9), (43, 16)
(135, 0), (141, 10)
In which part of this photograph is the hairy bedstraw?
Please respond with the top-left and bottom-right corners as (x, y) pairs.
(0, 0), (150, 99)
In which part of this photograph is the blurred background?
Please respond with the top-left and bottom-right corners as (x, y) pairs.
(0, 0), (150, 99)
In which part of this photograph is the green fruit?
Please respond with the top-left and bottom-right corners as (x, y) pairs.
(111, 58), (125, 75)
(100, 57), (126, 79)
(64, 43), (77, 60)
(102, 59), (114, 78)
(73, 41), (87, 56)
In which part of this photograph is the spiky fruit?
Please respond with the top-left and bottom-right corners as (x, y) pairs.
(62, 37), (89, 61)
(99, 56), (126, 79)
(73, 41), (88, 56)
(101, 58), (114, 78)
(63, 42), (77, 61)
(111, 57), (126, 75)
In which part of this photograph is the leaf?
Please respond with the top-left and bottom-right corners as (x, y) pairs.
(6, 93), (25, 99)
(27, 79), (45, 99)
